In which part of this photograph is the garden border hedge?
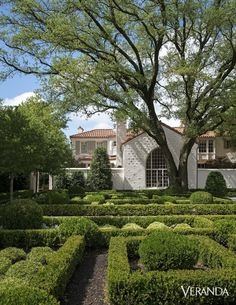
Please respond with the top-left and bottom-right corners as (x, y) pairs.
(2, 235), (85, 299)
(108, 236), (236, 305)
(40, 204), (236, 216)
(0, 229), (62, 248)
(228, 234), (236, 251)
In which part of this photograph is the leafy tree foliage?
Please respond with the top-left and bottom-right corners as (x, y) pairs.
(0, 0), (236, 189)
(0, 97), (72, 199)
(87, 147), (112, 190)
(55, 171), (85, 196)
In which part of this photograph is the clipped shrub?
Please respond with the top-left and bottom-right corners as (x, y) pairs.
(173, 223), (192, 230)
(146, 221), (169, 230)
(121, 223), (143, 230)
(193, 216), (214, 228)
(2, 199), (43, 229)
(228, 234), (236, 251)
(0, 257), (11, 275)
(151, 195), (165, 203)
(40, 203), (236, 217)
(213, 197), (232, 204)
(83, 194), (105, 204)
(0, 278), (59, 305)
(100, 225), (118, 231)
(205, 171), (227, 197)
(214, 220), (236, 246)
(5, 260), (45, 281)
(175, 199), (190, 204)
(59, 217), (101, 246)
(34, 190), (69, 204)
(139, 231), (198, 271)
(190, 191), (213, 204)
(0, 247), (26, 263)
(27, 247), (54, 264)
(86, 147), (112, 190)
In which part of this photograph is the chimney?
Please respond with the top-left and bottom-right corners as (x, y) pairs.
(116, 120), (126, 167)
(77, 126), (84, 134)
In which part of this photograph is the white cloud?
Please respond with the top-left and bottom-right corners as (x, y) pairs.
(3, 92), (35, 106)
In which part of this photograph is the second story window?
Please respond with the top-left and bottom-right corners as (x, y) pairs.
(97, 141), (107, 150)
(81, 141), (96, 154)
(75, 141), (80, 154)
(199, 141), (207, 153)
(224, 139), (232, 149)
(208, 140), (214, 153)
(198, 139), (215, 160)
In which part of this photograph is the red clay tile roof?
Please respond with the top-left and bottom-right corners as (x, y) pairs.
(70, 124), (217, 141)
(70, 129), (116, 139)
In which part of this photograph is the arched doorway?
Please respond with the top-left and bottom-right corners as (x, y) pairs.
(146, 148), (169, 188)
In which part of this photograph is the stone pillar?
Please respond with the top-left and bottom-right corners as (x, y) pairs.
(116, 120), (126, 167)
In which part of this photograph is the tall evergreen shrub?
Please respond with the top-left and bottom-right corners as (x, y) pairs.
(87, 147), (112, 190)
(205, 171), (227, 197)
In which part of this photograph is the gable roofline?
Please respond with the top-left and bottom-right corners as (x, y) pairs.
(121, 122), (184, 146)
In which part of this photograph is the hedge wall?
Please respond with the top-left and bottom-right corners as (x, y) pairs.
(0, 229), (61, 249)
(108, 236), (236, 305)
(228, 234), (236, 252)
(1, 235), (85, 299)
(40, 204), (236, 216)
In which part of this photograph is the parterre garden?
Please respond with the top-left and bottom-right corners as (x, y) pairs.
(0, 188), (236, 305)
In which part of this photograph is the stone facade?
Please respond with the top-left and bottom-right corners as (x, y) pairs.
(122, 126), (197, 189)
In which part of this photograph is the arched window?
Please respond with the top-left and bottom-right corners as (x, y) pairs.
(146, 148), (169, 188)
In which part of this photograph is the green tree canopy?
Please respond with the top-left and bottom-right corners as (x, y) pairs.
(0, 0), (235, 189)
(0, 97), (72, 199)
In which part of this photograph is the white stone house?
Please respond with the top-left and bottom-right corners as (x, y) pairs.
(70, 122), (236, 190)
(70, 122), (199, 189)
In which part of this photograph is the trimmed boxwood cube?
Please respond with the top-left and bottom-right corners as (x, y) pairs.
(139, 230), (198, 271)
(190, 191), (213, 204)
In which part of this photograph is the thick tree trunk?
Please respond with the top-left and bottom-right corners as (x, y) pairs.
(178, 138), (197, 191)
(10, 173), (14, 202)
(152, 132), (196, 192)
(145, 102), (196, 192)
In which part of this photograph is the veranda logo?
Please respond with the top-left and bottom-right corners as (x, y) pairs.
(181, 286), (229, 297)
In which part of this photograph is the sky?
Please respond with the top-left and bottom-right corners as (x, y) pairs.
(0, 73), (179, 138)
(0, 74), (114, 138)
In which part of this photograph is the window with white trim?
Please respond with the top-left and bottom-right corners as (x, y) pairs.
(199, 140), (207, 153)
(81, 141), (96, 154)
(97, 141), (107, 150)
(224, 139), (231, 149)
(198, 140), (215, 153)
(146, 148), (169, 188)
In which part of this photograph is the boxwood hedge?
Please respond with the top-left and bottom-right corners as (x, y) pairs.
(108, 236), (236, 305)
(40, 204), (236, 216)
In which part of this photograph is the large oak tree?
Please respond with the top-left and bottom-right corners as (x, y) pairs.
(0, 0), (236, 190)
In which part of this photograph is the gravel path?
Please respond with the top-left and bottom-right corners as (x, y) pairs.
(61, 249), (108, 305)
